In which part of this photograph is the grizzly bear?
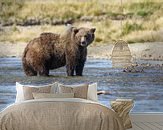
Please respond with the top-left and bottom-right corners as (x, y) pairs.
(22, 26), (96, 76)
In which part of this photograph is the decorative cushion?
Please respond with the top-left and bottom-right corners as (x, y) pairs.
(33, 93), (74, 99)
(15, 82), (58, 103)
(58, 83), (89, 99)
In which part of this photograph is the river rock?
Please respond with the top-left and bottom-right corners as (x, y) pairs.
(41, 18), (51, 25)
(23, 17), (40, 26)
(123, 64), (144, 73)
(1, 19), (14, 26)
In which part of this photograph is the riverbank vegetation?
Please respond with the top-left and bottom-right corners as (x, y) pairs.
(0, 0), (163, 44)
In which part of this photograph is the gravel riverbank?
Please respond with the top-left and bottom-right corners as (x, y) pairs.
(0, 42), (163, 61)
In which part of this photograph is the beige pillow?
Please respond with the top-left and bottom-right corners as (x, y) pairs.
(23, 86), (51, 100)
(15, 82), (58, 103)
(58, 83), (88, 99)
(33, 93), (74, 99)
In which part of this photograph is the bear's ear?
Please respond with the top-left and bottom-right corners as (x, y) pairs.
(90, 28), (96, 33)
(73, 28), (79, 34)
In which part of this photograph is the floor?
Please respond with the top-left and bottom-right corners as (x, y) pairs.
(129, 113), (163, 130)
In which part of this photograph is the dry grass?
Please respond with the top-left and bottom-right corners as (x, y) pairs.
(0, 25), (66, 43)
(123, 30), (163, 43)
(0, 0), (163, 44)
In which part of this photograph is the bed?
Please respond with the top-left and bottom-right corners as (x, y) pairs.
(0, 98), (125, 130)
(0, 82), (133, 130)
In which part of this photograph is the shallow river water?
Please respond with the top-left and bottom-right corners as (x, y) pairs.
(0, 58), (163, 112)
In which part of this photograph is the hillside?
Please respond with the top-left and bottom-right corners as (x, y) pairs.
(0, 0), (163, 44)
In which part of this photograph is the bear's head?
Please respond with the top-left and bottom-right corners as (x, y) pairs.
(72, 27), (96, 47)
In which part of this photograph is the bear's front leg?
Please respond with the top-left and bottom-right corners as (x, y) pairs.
(66, 56), (75, 76)
(65, 49), (77, 76)
(75, 61), (85, 76)
(66, 64), (75, 76)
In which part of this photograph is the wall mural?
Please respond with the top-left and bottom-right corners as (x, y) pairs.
(0, 0), (163, 113)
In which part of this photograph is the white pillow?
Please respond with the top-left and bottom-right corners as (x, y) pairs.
(15, 82), (58, 103)
(87, 83), (98, 102)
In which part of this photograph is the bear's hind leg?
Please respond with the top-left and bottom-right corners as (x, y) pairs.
(23, 64), (37, 76)
(26, 70), (37, 76)
(38, 67), (49, 76)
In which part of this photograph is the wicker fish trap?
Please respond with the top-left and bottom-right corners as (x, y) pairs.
(111, 40), (132, 68)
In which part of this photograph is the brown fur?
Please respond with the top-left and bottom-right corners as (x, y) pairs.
(22, 27), (96, 76)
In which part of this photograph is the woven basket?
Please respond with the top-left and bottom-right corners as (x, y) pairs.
(111, 40), (132, 68)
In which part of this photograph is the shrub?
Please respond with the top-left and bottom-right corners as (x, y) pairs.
(128, 1), (162, 18)
(136, 10), (152, 17)
(121, 22), (143, 36)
